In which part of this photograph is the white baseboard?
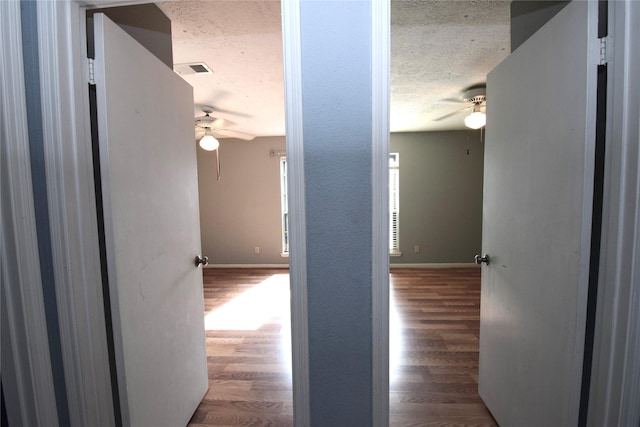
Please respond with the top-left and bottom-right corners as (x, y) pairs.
(204, 264), (289, 269)
(390, 263), (479, 269)
(204, 263), (477, 269)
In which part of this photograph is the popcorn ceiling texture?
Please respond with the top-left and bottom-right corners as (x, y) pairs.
(157, 0), (510, 136)
(391, 0), (510, 131)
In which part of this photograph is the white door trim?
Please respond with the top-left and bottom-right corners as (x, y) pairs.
(588, 1), (640, 425)
(0, 1), (59, 425)
(371, 0), (391, 425)
(36, 3), (116, 425)
(281, 1), (310, 425)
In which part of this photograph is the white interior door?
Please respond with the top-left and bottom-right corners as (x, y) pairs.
(479, 2), (598, 426)
(93, 13), (208, 427)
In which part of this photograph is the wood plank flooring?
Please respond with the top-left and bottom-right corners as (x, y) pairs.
(390, 268), (497, 426)
(189, 269), (293, 426)
(188, 268), (497, 426)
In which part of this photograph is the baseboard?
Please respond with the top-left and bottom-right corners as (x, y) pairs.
(390, 263), (479, 269)
(204, 264), (290, 269)
(205, 263), (477, 269)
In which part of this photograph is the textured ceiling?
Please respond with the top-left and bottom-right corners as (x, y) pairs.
(156, 0), (511, 137)
(391, 0), (510, 131)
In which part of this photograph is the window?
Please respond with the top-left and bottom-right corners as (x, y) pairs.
(280, 157), (289, 255)
(279, 153), (400, 255)
(389, 153), (400, 255)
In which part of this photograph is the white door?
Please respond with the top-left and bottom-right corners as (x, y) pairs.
(93, 14), (208, 427)
(478, 2), (599, 426)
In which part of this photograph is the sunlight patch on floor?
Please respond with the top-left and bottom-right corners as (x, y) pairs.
(204, 274), (290, 331)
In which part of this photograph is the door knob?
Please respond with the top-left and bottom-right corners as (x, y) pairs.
(194, 255), (209, 267)
(474, 254), (490, 265)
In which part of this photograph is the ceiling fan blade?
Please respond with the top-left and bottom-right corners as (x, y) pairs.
(210, 107), (252, 119)
(212, 128), (256, 141)
(432, 106), (472, 122)
(196, 103), (252, 119)
(210, 117), (235, 128)
(435, 97), (467, 104)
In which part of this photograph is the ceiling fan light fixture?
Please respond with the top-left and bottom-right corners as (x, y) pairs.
(199, 130), (220, 151)
(464, 110), (486, 129)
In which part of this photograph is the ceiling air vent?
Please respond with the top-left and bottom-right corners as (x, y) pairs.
(174, 62), (213, 76)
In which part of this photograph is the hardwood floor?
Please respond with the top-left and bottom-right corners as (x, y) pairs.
(188, 268), (496, 426)
(390, 268), (496, 426)
(189, 269), (293, 426)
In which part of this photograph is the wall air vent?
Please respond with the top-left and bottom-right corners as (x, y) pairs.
(174, 62), (213, 75)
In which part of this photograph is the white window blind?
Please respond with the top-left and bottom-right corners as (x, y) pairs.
(280, 157), (289, 254)
(389, 153), (400, 254)
(280, 154), (400, 255)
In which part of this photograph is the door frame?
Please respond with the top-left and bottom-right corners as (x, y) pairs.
(1, 1), (60, 425)
(280, 2), (310, 424)
(587, 1), (640, 425)
(29, 2), (117, 425)
(370, 2), (391, 425)
(6, 1), (639, 426)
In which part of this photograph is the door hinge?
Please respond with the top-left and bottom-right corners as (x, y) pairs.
(598, 35), (612, 65)
(87, 58), (96, 85)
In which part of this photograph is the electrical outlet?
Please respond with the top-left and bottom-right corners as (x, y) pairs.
(254, 246), (260, 254)
(414, 245), (420, 253)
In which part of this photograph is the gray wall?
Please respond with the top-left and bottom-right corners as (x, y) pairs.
(197, 136), (286, 265)
(300, 1), (373, 424)
(88, 4), (173, 68)
(391, 131), (484, 264)
(197, 131), (484, 265)
(511, 1), (569, 52)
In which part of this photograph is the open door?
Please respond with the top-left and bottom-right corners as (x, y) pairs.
(92, 13), (207, 426)
(478, 2), (599, 425)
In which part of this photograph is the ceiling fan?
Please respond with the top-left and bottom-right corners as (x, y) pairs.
(195, 106), (255, 181)
(433, 86), (487, 129)
(194, 105), (255, 152)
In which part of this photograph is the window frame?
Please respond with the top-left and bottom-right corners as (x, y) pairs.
(279, 154), (400, 256)
(389, 152), (401, 256)
(280, 156), (289, 256)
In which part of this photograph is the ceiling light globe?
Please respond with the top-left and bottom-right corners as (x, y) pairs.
(199, 134), (220, 151)
(464, 111), (486, 129)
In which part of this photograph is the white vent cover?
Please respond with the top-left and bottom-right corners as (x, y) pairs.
(174, 62), (213, 75)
